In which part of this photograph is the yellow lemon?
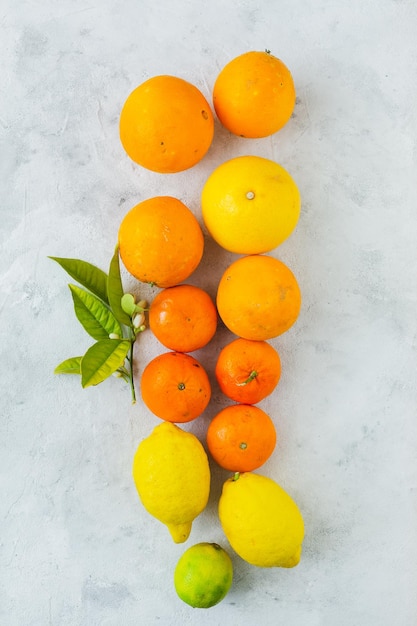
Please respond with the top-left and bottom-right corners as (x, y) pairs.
(174, 542), (233, 608)
(218, 472), (304, 568)
(201, 155), (301, 254)
(132, 422), (210, 543)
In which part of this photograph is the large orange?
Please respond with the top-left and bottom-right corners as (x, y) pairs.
(140, 351), (211, 423)
(149, 284), (218, 353)
(206, 404), (277, 472)
(118, 196), (204, 288)
(215, 338), (281, 404)
(216, 255), (301, 340)
(213, 51), (296, 138)
(201, 155), (301, 254)
(119, 75), (214, 173)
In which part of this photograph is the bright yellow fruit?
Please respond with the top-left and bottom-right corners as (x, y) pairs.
(218, 472), (304, 568)
(201, 155), (300, 254)
(174, 542), (233, 608)
(132, 422), (210, 543)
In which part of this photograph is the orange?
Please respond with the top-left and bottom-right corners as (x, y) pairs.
(118, 196), (204, 288)
(149, 284), (218, 353)
(216, 255), (301, 340)
(215, 338), (281, 404)
(140, 351), (211, 423)
(201, 155), (301, 254)
(206, 404), (277, 472)
(213, 50), (296, 138)
(119, 75), (214, 173)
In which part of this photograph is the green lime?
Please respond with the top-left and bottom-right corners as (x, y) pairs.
(174, 542), (233, 608)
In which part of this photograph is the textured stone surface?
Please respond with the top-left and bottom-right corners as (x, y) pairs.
(1, 1), (416, 624)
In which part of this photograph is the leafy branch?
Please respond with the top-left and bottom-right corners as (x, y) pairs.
(49, 247), (147, 403)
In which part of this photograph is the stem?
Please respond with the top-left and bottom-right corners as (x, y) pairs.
(126, 331), (136, 404)
(128, 339), (136, 404)
(236, 370), (258, 386)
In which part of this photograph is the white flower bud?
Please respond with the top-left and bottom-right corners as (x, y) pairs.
(132, 312), (146, 329)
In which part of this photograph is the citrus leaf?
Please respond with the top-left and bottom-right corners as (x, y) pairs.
(54, 356), (82, 375)
(81, 339), (131, 388)
(69, 284), (122, 340)
(49, 257), (109, 304)
(107, 246), (132, 327)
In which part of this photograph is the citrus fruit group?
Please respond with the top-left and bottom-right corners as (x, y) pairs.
(149, 284), (218, 353)
(120, 75), (214, 173)
(216, 254), (301, 340)
(118, 196), (204, 288)
(133, 422), (210, 543)
(207, 404), (277, 472)
(218, 472), (304, 567)
(215, 338), (281, 404)
(213, 51), (296, 138)
(140, 351), (211, 423)
(174, 542), (233, 608)
(201, 155), (301, 254)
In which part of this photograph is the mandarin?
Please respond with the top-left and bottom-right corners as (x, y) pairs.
(216, 255), (301, 340)
(215, 338), (281, 404)
(149, 284), (218, 353)
(118, 196), (204, 288)
(140, 351), (211, 423)
(213, 50), (296, 138)
(207, 404), (277, 472)
(119, 75), (214, 173)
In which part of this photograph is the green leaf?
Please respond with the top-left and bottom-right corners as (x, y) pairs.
(49, 257), (109, 304)
(54, 356), (82, 375)
(107, 246), (132, 327)
(69, 284), (122, 340)
(81, 339), (131, 388)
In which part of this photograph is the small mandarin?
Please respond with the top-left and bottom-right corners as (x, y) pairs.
(207, 404), (277, 472)
(149, 284), (218, 353)
(140, 351), (211, 423)
(215, 338), (281, 404)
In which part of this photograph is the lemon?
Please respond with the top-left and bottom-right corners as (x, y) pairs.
(174, 542), (233, 608)
(201, 155), (301, 254)
(132, 422), (210, 543)
(218, 472), (304, 567)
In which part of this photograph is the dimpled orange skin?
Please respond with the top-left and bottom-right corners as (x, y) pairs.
(213, 51), (296, 138)
(140, 351), (212, 423)
(149, 284), (218, 353)
(118, 196), (204, 288)
(119, 75), (214, 173)
(216, 255), (301, 341)
(215, 338), (281, 404)
(206, 404), (277, 473)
